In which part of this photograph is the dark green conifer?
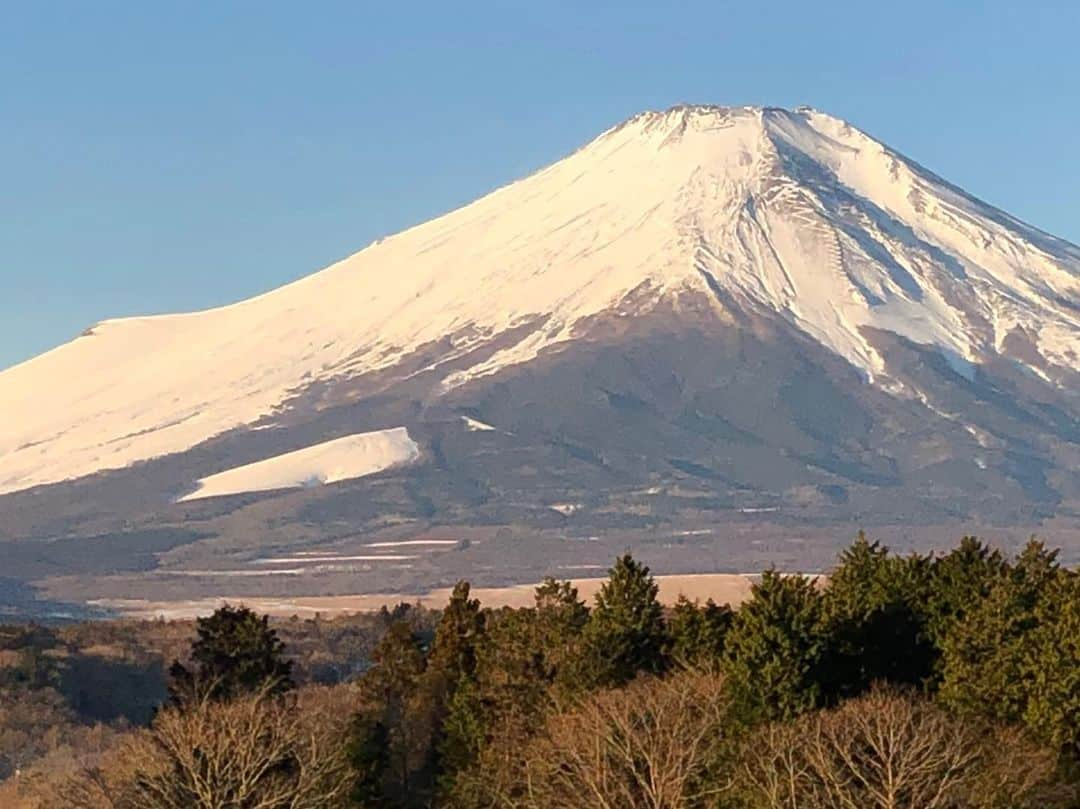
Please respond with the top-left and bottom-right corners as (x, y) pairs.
(667, 595), (733, 667)
(349, 620), (428, 806)
(940, 539), (1068, 736)
(821, 533), (935, 695)
(924, 536), (1008, 644)
(722, 569), (826, 722)
(1023, 568), (1080, 756)
(427, 581), (485, 691)
(168, 604), (293, 704)
(424, 582), (486, 793)
(580, 554), (669, 687)
(533, 577), (590, 694)
(348, 716), (392, 807)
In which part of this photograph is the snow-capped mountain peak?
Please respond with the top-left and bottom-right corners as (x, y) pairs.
(0, 105), (1077, 496)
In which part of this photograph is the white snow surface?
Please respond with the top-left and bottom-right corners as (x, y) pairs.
(1, 105), (1078, 494)
(365, 539), (460, 547)
(462, 416), (497, 432)
(254, 555), (418, 563)
(177, 428), (420, 502)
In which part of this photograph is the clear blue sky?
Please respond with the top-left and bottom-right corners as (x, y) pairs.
(3, 1), (1078, 370)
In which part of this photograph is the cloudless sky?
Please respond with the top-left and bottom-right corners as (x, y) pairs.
(2, 1), (1078, 370)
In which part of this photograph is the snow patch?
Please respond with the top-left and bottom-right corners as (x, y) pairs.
(254, 554), (418, 564)
(549, 503), (581, 515)
(365, 539), (460, 547)
(178, 428), (420, 502)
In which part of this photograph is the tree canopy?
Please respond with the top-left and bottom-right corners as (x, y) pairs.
(168, 603), (294, 704)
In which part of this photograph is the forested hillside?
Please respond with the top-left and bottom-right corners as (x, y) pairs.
(2, 534), (1078, 807)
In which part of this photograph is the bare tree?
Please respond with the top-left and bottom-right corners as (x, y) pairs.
(738, 685), (1069, 809)
(56, 684), (353, 809)
(520, 669), (733, 809)
(965, 723), (1076, 809)
(734, 720), (813, 809)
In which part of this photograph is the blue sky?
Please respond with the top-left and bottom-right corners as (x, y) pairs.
(3, 1), (1078, 370)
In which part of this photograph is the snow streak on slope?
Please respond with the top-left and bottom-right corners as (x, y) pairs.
(177, 428), (420, 502)
(0, 105), (1078, 494)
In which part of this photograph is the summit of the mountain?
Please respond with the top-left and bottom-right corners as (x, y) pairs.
(0, 105), (1078, 529)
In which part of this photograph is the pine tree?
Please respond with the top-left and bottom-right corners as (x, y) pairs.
(534, 576), (589, 634)
(168, 604), (293, 704)
(580, 554), (669, 687)
(439, 607), (539, 802)
(821, 533), (935, 696)
(348, 716), (392, 807)
(424, 581), (486, 794)
(722, 569), (826, 722)
(349, 620), (429, 806)
(1023, 568), (1080, 756)
(427, 581), (486, 692)
(940, 539), (1068, 734)
(444, 578), (590, 784)
(360, 620), (428, 712)
(533, 577), (590, 695)
(924, 536), (1008, 645)
(667, 595), (733, 668)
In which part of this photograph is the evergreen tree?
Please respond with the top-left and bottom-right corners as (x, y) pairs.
(427, 581), (486, 692)
(667, 595), (733, 668)
(534, 576), (590, 635)
(1023, 568), (1080, 757)
(532, 577), (590, 695)
(940, 539), (1071, 743)
(580, 554), (669, 687)
(424, 582), (486, 793)
(348, 716), (392, 807)
(924, 536), (1008, 645)
(723, 569), (826, 722)
(437, 678), (487, 797)
(349, 620), (429, 807)
(1011, 537), (1064, 593)
(360, 620), (428, 712)
(168, 604), (293, 704)
(821, 533), (935, 695)
(438, 579), (591, 803)
(439, 607), (537, 800)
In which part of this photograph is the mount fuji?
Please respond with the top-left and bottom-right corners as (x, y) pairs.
(2, 105), (1079, 610)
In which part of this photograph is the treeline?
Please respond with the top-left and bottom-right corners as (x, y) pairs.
(9, 534), (1080, 807)
(0, 606), (439, 797)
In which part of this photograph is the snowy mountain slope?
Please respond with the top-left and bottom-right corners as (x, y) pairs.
(177, 427), (420, 502)
(0, 105), (1078, 498)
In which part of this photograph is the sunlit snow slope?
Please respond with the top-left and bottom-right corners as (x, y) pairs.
(1, 105), (1078, 494)
(177, 428), (420, 502)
